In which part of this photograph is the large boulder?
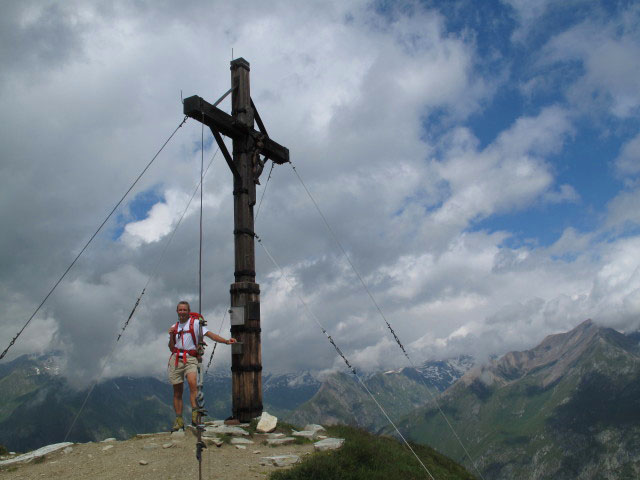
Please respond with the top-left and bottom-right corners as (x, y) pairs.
(256, 411), (278, 433)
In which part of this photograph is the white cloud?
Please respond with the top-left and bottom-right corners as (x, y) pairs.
(431, 107), (573, 230)
(1, 0), (640, 385)
(615, 133), (640, 178)
(542, 12), (640, 118)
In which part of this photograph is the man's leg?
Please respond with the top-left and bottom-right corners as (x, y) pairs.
(173, 382), (184, 415)
(186, 371), (198, 425)
(186, 371), (198, 408)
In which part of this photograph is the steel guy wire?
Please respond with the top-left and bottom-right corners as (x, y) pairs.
(199, 112), (204, 314)
(255, 232), (435, 479)
(255, 161), (275, 224)
(0, 116), (189, 362)
(289, 161), (486, 480)
(289, 162), (409, 360)
(205, 157), (275, 375)
(64, 145), (221, 442)
(205, 309), (228, 376)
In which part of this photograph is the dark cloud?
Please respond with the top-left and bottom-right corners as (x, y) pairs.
(0, 1), (87, 80)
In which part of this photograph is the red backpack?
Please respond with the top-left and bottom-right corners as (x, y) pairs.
(171, 312), (201, 367)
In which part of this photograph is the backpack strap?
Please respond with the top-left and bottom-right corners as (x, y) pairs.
(172, 312), (202, 367)
(171, 317), (199, 367)
(188, 314), (198, 349)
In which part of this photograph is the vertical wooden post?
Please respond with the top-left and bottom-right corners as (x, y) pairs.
(229, 58), (262, 422)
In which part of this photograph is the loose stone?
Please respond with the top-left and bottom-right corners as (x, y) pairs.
(231, 437), (254, 445)
(304, 424), (326, 434)
(292, 430), (317, 440)
(260, 455), (300, 467)
(266, 437), (295, 446)
(314, 438), (345, 451)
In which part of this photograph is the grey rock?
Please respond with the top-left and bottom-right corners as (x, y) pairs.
(139, 460), (148, 465)
(162, 442), (175, 449)
(314, 438), (345, 451)
(0, 442), (73, 467)
(266, 437), (295, 446)
(304, 424), (326, 433)
(256, 411), (278, 433)
(204, 437), (223, 447)
(292, 430), (317, 440)
(101, 438), (116, 443)
(260, 455), (300, 467)
(231, 437), (254, 445)
(203, 425), (249, 436)
(101, 445), (114, 452)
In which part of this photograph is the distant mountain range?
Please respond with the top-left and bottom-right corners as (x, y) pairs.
(392, 320), (640, 480)
(6, 319), (639, 478)
(286, 356), (474, 431)
(0, 352), (473, 453)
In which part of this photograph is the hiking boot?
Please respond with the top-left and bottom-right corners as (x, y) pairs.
(172, 416), (184, 432)
(191, 410), (199, 426)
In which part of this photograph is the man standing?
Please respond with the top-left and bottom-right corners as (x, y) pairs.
(168, 300), (236, 431)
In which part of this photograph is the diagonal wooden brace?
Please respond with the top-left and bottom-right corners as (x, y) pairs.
(209, 126), (240, 179)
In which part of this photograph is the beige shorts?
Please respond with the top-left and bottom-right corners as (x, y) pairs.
(168, 354), (198, 385)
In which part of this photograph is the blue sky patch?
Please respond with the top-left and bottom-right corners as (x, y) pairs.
(113, 186), (165, 240)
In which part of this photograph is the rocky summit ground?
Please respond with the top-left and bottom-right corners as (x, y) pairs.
(0, 426), (322, 480)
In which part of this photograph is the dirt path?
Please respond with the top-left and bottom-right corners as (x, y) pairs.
(0, 430), (316, 480)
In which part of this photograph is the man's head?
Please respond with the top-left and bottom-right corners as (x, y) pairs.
(176, 301), (190, 323)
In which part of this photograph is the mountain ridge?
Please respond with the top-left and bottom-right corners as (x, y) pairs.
(395, 319), (640, 480)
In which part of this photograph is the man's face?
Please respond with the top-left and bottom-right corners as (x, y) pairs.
(177, 304), (190, 323)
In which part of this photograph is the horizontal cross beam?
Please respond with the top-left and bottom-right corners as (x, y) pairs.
(183, 95), (289, 165)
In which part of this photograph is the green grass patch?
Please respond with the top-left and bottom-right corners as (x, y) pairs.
(293, 436), (312, 445)
(268, 425), (476, 480)
(0, 444), (8, 455)
(273, 421), (298, 435)
(246, 417), (260, 434)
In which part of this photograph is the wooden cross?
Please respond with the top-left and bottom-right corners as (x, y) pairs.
(183, 58), (289, 422)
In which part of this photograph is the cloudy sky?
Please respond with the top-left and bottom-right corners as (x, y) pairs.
(1, 0), (639, 385)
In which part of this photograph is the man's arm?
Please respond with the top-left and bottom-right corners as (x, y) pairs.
(205, 331), (237, 345)
(168, 326), (176, 351)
